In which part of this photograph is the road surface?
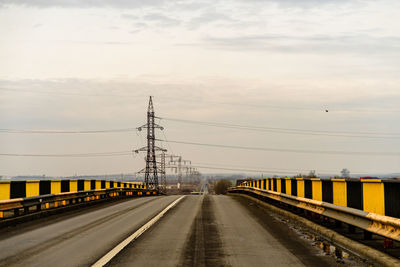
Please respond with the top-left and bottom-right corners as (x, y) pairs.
(0, 195), (341, 267)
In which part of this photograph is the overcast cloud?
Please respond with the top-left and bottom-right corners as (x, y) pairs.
(0, 0), (399, 177)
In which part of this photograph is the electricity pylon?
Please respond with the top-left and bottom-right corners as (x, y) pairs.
(160, 152), (167, 194)
(134, 96), (166, 191)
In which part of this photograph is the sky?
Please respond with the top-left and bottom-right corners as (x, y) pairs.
(0, 0), (399, 177)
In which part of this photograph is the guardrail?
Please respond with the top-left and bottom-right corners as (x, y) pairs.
(240, 177), (400, 218)
(229, 186), (400, 242)
(0, 187), (157, 220)
(0, 179), (146, 201)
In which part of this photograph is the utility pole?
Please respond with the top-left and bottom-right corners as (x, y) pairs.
(135, 96), (166, 191)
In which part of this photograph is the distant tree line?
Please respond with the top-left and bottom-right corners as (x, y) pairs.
(214, 180), (233, 195)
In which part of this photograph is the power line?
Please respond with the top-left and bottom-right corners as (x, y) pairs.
(0, 87), (143, 98)
(191, 165), (301, 174)
(160, 117), (400, 139)
(192, 161), (336, 173)
(159, 139), (400, 156)
(0, 128), (136, 134)
(189, 164), (328, 175)
(0, 151), (133, 157)
(3, 87), (399, 113)
(189, 164), (377, 175)
(189, 161), (378, 174)
(156, 96), (400, 113)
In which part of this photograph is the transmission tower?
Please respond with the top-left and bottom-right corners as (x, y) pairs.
(168, 155), (192, 186)
(135, 96), (166, 190)
(160, 152), (167, 194)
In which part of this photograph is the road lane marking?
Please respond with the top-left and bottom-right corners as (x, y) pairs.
(91, 196), (185, 267)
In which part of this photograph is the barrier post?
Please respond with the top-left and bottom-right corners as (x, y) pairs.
(311, 178), (322, 201)
(96, 180), (102, 190)
(332, 179), (347, 207)
(26, 180), (40, 197)
(296, 178), (304, 197)
(70, 180), (78, 192)
(362, 179), (384, 215)
(276, 178), (282, 192)
(51, 180), (61, 194)
(0, 181), (10, 200)
(84, 180), (91, 191)
(285, 178), (291, 195)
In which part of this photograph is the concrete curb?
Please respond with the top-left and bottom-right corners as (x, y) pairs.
(229, 193), (400, 267)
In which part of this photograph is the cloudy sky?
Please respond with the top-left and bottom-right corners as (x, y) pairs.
(0, 0), (399, 177)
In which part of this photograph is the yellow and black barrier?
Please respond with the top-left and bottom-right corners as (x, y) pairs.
(0, 181), (155, 220)
(0, 179), (147, 201)
(241, 177), (400, 218)
(228, 186), (400, 244)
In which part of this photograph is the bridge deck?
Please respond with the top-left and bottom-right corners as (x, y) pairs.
(0, 195), (362, 267)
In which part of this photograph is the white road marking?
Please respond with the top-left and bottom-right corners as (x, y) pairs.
(91, 195), (186, 267)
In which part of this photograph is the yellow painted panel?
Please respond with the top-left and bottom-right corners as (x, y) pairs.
(70, 180), (78, 192)
(51, 181), (61, 194)
(0, 182), (10, 200)
(277, 178), (281, 192)
(285, 179), (291, 195)
(312, 179), (322, 201)
(95, 180), (101, 190)
(26, 180), (39, 197)
(257, 180), (260, 188)
(297, 179), (304, 198)
(106, 181), (110, 189)
(362, 180), (385, 215)
(84, 180), (91, 191)
(261, 179), (264, 189)
(332, 179), (347, 206)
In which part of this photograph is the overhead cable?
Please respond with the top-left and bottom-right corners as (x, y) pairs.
(160, 117), (400, 139)
(159, 139), (400, 156)
(0, 128), (136, 134)
(0, 151), (133, 157)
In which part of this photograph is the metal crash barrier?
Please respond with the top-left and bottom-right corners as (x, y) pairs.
(0, 184), (157, 220)
(229, 186), (400, 242)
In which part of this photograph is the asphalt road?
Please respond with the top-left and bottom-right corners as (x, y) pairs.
(0, 195), (342, 267)
(0, 196), (180, 267)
